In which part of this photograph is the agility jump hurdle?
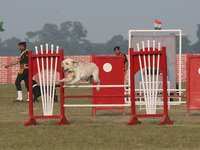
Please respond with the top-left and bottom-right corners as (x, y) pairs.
(126, 40), (173, 125)
(64, 54), (128, 116)
(24, 44), (69, 126)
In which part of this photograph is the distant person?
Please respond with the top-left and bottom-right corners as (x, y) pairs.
(5, 42), (29, 102)
(113, 46), (128, 75)
(114, 46), (129, 103)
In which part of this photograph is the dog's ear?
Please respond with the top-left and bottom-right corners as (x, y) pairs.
(72, 61), (79, 68)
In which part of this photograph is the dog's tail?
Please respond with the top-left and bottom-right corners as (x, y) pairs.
(92, 66), (100, 91)
(96, 80), (100, 91)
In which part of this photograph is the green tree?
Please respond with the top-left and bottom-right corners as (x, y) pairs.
(197, 24), (200, 40)
(59, 21), (88, 42)
(1, 37), (21, 56)
(175, 34), (191, 54)
(106, 34), (128, 55)
(26, 23), (60, 43)
(89, 35), (128, 55)
(26, 21), (90, 55)
(191, 24), (200, 53)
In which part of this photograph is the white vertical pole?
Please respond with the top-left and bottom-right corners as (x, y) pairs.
(35, 46), (45, 113)
(137, 43), (148, 112)
(40, 45), (47, 115)
(128, 30), (131, 102)
(51, 46), (59, 114)
(142, 41), (150, 114)
(49, 44), (54, 115)
(46, 44), (49, 114)
(178, 30), (182, 102)
(152, 40), (156, 114)
(147, 40), (152, 113)
(154, 43), (161, 114)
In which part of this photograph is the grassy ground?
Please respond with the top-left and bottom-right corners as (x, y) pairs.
(0, 83), (200, 150)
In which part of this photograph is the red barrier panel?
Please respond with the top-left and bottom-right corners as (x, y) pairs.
(92, 54), (125, 116)
(187, 54), (200, 116)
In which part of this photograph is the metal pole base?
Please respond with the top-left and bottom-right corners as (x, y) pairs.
(55, 115), (70, 125)
(159, 114), (173, 125)
(24, 116), (39, 126)
(126, 116), (141, 125)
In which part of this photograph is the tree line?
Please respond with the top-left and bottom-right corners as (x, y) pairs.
(0, 21), (200, 56)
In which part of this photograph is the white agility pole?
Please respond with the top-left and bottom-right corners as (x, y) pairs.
(49, 44), (54, 115)
(147, 41), (151, 112)
(152, 41), (161, 114)
(137, 43), (149, 113)
(152, 40), (156, 113)
(142, 41), (151, 114)
(35, 46), (45, 113)
(154, 42), (161, 113)
(46, 44), (49, 114)
(50, 46), (59, 115)
(40, 45), (48, 115)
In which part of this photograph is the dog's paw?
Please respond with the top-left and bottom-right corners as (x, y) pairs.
(96, 87), (100, 91)
(68, 82), (74, 86)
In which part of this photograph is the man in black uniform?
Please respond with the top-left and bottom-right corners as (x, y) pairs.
(114, 46), (129, 103)
(5, 42), (29, 102)
(113, 46), (128, 75)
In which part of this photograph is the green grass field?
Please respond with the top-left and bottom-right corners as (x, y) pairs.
(0, 83), (200, 150)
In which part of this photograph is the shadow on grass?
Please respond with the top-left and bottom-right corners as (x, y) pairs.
(97, 112), (125, 116)
(188, 113), (200, 116)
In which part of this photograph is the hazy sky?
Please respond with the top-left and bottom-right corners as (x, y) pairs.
(0, 0), (199, 44)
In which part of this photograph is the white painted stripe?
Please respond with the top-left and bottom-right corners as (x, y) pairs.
(63, 85), (130, 88)
(64, 104), (131, 107)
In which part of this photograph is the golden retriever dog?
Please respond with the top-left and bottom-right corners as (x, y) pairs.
(59, 59), (100, 91)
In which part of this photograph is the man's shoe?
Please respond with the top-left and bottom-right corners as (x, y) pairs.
(26, 99), (29, 102)
(13, 99), (23, 102)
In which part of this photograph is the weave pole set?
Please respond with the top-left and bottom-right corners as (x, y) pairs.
(24, 44), (69, 126)
(25, 40), (173, 126)
(138, 41), (160, 114)
(126, 40), (173, 125)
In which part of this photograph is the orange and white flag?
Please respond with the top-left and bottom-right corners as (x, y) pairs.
(154, 19), (162, 30)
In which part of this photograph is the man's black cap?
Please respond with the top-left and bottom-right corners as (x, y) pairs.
(113, 46), (120, 51)
(18, 42), (26, 46)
